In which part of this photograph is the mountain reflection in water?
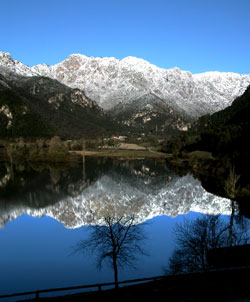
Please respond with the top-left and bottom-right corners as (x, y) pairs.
(0, 157), (236, 296)
(0, 158), (231, 228)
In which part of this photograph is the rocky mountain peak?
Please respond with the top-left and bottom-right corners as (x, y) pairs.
(0, 52), (38, 77)
(1, 51), (250, 118)
(0, 51), (11, 60)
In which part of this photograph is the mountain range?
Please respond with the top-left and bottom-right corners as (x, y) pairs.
(1, 51), (250, 138)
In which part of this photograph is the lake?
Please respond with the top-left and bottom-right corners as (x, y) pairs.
(0, 157), (244, 298)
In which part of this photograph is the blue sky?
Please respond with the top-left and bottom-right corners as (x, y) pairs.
(0, 0), (249, 73)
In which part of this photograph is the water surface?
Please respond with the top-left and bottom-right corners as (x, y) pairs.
(0, 157), (234, 296)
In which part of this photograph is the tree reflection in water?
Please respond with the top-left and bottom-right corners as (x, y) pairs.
(73, 215), (148, 288)
(166, 214), (250, 275)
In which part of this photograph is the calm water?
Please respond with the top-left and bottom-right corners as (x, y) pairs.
(0, 157), (238, 296)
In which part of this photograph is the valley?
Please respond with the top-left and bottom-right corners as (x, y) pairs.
(0, 51), (250, 216)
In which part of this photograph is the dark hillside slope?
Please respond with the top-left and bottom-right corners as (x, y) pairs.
(0, 72), (121, 139)
(0, 88), (53, 137)
(108, 93), (193, 134)
(191, 85), (250, 155)
(162, 85), (250, 158)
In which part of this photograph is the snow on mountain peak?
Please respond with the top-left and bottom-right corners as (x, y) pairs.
(1, 51), (250, 115)
(0, 51), (38, 77)
(121, 55), (154, 66)
(0, 51), (11, 59)
(67, 53), (88, 59)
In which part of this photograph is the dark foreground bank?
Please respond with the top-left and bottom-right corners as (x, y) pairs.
(2, 266), (249, 302)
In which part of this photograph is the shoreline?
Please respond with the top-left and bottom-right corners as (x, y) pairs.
(0, 149), (171, 163)
(69, 149), (171, 159)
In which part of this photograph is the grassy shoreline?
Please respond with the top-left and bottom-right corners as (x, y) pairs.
(0, 137), (171, 162)
(0, 146), (171, 163)
(69, 149), (171, 159)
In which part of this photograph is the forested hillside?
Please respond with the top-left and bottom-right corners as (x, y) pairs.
(0, 72), (122, 139)
(162, 85), (250, 160)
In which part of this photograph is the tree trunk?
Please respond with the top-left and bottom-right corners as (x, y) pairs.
(228, 200), (235, 246)
(113, 256), (119, 289)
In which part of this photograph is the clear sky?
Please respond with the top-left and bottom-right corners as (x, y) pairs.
(0, 0), (249, 74)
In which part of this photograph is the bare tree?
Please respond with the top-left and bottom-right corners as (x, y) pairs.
(224, 165), (240, 200)
(74, 215), (147, 288)
(224, 165), (240, 246)
(166, 214), (250, 275)
(6, 143), (15, 176)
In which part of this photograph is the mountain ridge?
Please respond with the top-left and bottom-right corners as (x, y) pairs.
(1, 51), (250, 115)
(1, 51), (250, 137)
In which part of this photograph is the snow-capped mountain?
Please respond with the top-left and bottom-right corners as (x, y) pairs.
(0, 159), (231, 228)
(1, 51), (250, 135)
(1, 51), (249, 118)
